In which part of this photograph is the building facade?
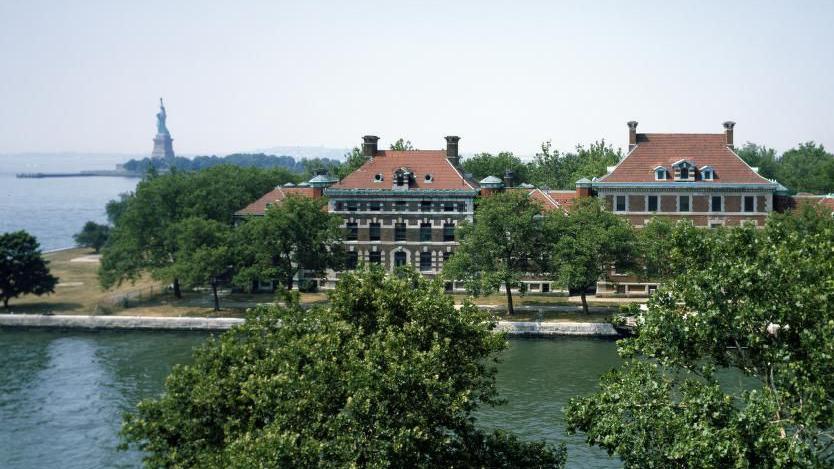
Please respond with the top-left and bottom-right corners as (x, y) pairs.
(589, 121), (783, 296)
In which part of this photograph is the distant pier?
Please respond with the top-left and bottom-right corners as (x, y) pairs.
(16, 170), (141, 179)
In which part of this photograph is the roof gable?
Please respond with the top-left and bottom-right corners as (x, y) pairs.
(330, 150), (476, 191)
(599, 133), (772, 185)
(235, 186), (316, 216)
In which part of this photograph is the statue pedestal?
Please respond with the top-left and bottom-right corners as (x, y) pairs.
(151, 133), (175, 159)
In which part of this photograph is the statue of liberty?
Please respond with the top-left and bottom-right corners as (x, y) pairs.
(156, 98), (169, 135)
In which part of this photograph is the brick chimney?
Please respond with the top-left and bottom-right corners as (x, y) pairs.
(445, 136), (460, 166)
(503, 169), (514, 188)
(362, 135), (379, 158)
(575, 178), (592, 198)
(627, 121), (638, 151)
(723, 121), (735, 148)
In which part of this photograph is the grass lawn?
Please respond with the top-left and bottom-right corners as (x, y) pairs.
(4, 249), (630, 322)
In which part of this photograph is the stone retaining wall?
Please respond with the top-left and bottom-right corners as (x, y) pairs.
(0, 315), (620, 337)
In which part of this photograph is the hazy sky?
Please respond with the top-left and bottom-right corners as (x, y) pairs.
(1, 0), (833, 157)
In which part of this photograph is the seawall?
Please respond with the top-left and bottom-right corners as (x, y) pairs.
(0, 314), (620, 337)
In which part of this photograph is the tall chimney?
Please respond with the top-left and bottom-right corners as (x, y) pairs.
(723, 121), (735, 148)
(362, 135), (379, 158)
(445, 136), (460, 166)
(627, 121), (639, 151)
(503, 169), (514, 188)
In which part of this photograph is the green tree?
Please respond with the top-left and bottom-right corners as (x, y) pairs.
(462, 152), (529, 184)
(443, 191), (548, 315)
(636, 217), (711, 282)
(566, 214), (834, 467)
(164, 218), (233, 311)
(121, 268), (566, 467)
(547, 197), (637, 314)
(528, 140), (621, 190)
(0, 231), (58, 309)
(99, 166), (293, 297)
(776, 142), (834, 194)
(73, 221), (111, 253)
(389, 138), (414, 151)
(334, 146), (369, 180)
(735, 142), (779, 181)
(233, 195), (343, 291)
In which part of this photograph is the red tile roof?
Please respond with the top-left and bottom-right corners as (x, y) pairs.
(235, 186), (316, 216)
(330, 150), (476, 190)
(510, 188), (576, 212)
(599, 133), (772, 184)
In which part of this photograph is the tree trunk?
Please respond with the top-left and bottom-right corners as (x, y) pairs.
(173, 278), (182, 299)
(580, 290), (589, 315)
(211, 280), (220, 311)
(3, 298), (8, 309)
(285, 275), (293, 291)
(505, 280), (514, 316)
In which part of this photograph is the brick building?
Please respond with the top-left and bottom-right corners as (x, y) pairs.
(588, 121), (784, 296)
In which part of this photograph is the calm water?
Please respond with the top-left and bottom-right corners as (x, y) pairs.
(0, 154), (138, 251)
(0, 332), (622, 468)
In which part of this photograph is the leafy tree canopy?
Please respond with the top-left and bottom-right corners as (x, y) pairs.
(546, 197), (637, 313)
(233, 195), (343, 291)
(334, 146), (368, 180)
(567, 209), (834, 467)
(389, 138), (415, 151)
(736, 141), (834, 194)
(122, 268), (566, 468)
(462, 152), (529, 184)
(0, 231), (58, 309)
(528, 140), (622, 190)
(443, 190), (549, 314)
(73, 221), (111, 253)
(99, 165), (294, 295)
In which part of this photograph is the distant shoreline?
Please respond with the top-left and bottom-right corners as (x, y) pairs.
(16, 170), (141, 179)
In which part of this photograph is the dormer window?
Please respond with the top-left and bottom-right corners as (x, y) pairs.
(654, 166), (667, 180)
(424, 174), (433, 183)
(672, 160), (696, 181)
(373, 173), (383, 183)
(701, 166), (714, 181)
(393, 167), (414, 189)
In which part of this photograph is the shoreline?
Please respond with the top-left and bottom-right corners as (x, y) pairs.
(0, 314), (620, 337)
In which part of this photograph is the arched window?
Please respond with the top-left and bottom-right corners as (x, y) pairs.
(701, 166), (714, 181)
(654, 166), (667, 180)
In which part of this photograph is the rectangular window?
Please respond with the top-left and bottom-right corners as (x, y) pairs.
(680, 167), (689, 179)
(395, 223), (406, 241)
(395, 201), (406, 211)
(647, 195), (658, 212)
(711, 196), (722, 212)
(542, 283), (550, 293)
(457, 202), (466, 212)
(419, 252), (432, 271)
(443, 202), (454, 212)
(346, 222), (358, 241)
(347, 201), (358, 212)
(420, 223), (432, 242)
(615, 195), (626, 212)
(443, 223), (455, 242)
(744, 196), (755, 212)
(369, 223), (381, 241)
(368, 251), (381, 265)
(443, 251), (452, 262)
(420, 201), (432, 212)
(679, 195), (690, 212)
(345, 252), (358, 270)
(335, 201), (344, 211)
(369, 201), (381, 211)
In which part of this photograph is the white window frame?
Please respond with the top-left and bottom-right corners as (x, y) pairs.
(710, 194), (723, 212)
(701, 166), (714, 181)
(654, 166), (667, 180)
(645, 194), (659, 212)
(743, 195), (756, 213)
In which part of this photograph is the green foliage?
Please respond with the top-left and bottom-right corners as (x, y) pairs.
(121, 268), (566, 468)
(233, 195), (343, 291)
(443, 191), (548, 314)
(547, 197), (637, 313)
(389, 138), (414, 151)
(0, 231), (58, 308)
(736, 141), (834, 194)
(334, 146), (368, 180)
(528, 140), (621, 190)
(122, 153), (338, 175)
(73, 221), (111, 253)
(636, 217), (713, 281)
(99, 166), (294, 292)
(566, 212), (834, 467)
(164, 218), (233, 310)
(462, 152), (529, 184)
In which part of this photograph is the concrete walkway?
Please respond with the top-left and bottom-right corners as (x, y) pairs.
(0, 314), (621, 337)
